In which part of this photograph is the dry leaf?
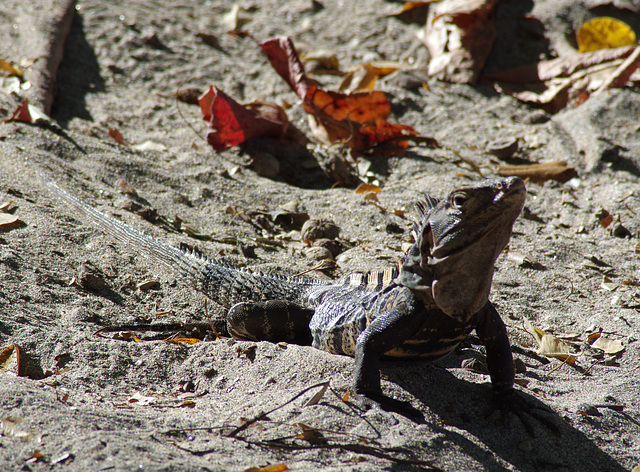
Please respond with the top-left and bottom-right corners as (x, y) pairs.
(260, 37), (420, 155)
(108, 128), (124, 144)
(523, 318), (576, 363)
(486, 46), (637, 82)
(590, 336), (624, 355)
(221, 4), (252, 31)
(0, 59), (23, 78)
(243, 464), (289, 472)
(165, 336), (202, 345)
(593, 46), (640, 94)
(127, 392), (157, 406)
(301, 49), (341, 74)
(1, 417), (31, 441)
(425, 0), (499, 84)
(577, 17), (636, 53)
(355, 183), (381, 194)
(4, 99), (50, 124)
(304, 382), (329, 406)
(496, 161), (577, 183)
(199, 85), (290, 151)
(0, 213), (24, 231)
(0, 344), (21, 374)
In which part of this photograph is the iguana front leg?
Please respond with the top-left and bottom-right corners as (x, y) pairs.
(352, 299), (424, 417)
(476, 302), (557, 434)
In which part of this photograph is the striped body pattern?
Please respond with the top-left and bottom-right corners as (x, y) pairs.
(43, 175), (526, 405)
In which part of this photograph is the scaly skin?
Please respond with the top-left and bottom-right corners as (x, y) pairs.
(44, 175), (544, 426)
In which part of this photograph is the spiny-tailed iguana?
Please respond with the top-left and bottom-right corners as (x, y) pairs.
(44, 175), (540, 423)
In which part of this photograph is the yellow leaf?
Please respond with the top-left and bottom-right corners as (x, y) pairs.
(0, 59), (23, 78)
(577, 17), (636, 53)
(165, 336), (201, 345)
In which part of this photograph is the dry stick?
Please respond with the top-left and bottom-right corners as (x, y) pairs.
(235, 437), (443, 469)
(594, 46), (640, 96)
(174, 80), (208, 143)
(22, 0), (76, 114)
(225, 381), (331, 438)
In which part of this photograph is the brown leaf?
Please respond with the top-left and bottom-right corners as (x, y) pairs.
(199, 85), (290, 151)
(260, 37), (310, 99)
(304, 381), (329, 406)
(496, 161), (577, 183)
(165, 336), (202, 345)
(425, 0), (498, 84)
(355, 183), (381, 194)
(594, 46), (640, 94)
(523, 319), (576, 364)
(486, 46), (637, 83)
(5, 99), (50, 124)
(0, 344), (21, 374)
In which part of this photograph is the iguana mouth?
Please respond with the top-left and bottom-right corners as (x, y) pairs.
(430, 178), (525, 260)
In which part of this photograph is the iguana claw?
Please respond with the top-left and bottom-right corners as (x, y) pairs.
(489, 389), (559, 436)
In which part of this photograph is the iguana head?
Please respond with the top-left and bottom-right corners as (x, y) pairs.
(398, 177), (526, 323)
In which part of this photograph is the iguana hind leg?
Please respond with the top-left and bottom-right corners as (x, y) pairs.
(227, 300), (314, 344)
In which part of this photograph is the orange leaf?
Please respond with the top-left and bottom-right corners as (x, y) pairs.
(260, 36), (421, 155)
(199, 85), (290, 151)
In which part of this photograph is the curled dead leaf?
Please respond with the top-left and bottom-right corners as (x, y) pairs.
(0, 213), (25, 231)
(199, 85), (290, 151)
(523, 318), (576, 364)
(496, 161), (577, 183)
(425, 0), (498, 84)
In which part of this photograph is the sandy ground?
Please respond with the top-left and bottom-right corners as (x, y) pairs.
(1, 0), (640, 471)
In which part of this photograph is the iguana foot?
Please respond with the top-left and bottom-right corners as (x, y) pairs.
(488, 389), (559, 436)
(354, 390), (425, 423)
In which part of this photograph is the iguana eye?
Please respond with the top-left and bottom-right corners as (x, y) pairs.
(451, 192), (467, 209)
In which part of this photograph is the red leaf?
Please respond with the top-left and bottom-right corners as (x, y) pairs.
(5, 99), (33, 123)
(108, 128), (124, 144)
(198, 85), (290, 151)
(259, 37), (310, 99)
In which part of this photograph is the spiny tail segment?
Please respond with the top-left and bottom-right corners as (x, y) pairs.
(41, 176), (210, 293)
(41, 176), (327, 308)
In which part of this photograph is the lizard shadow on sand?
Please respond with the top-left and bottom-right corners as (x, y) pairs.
(379, 359), (627, 472)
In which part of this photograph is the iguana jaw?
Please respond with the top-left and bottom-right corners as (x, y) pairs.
(426, 177), (526, 323)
